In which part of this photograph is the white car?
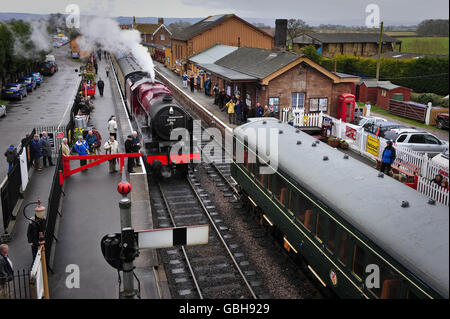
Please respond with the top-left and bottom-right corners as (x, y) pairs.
(431, 150), (449, 172)
(384, 128), (449, 157)
(352, 115), (387, 127)
(0, 104), (6, 117)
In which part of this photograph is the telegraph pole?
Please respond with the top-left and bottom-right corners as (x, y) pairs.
(375, 21), (384, 83)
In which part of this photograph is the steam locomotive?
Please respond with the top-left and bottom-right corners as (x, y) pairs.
(111, 53), (199, 177)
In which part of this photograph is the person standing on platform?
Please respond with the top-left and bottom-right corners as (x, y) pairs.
(132, 131), (141, 167)
(4, 145), (18, 172)
(86, 130), (99, 164)
(0, 244), (14, 298)
(196, 75), (201, 92)
(247, 105), (256, 119)
(74, 136), (89, 171)
(255, 103), (264, 117)
(218, 90), (225, 111)
(30, 134), (42, 171)
(97, 77), (105, 97)
(26, 208), (46, 261)
(105, 64), (110, 78)
(40, 132), (54, 167)
(235, 100), (243, 124)
(182, 72), (188, 88)
(61, 138), (71, 156)
(189, 75), (195, 92)
(108, 116), (118, 140)
(226, 99), (236, 125)
(124, 135), (135, 173)
(94, 60), (98, 74)
(380, 140), (396, 175)
(287, 107), (295, 126)
(104, 136), (120, 173)
(92, 127), (102, 154)
(213, 83), (219, 105)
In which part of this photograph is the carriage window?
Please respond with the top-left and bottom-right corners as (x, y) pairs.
(288, 190), (295, 214)
(326, 220), (337, 253)
(266, 174), (272, 193)
(338, 229), (350, 266)
(315, 213), (325, 242)
(368, 254), (403, 299)
(273, 174), (287, 206)
(296, 193), (314, 231)
(352, 244), (366, 281)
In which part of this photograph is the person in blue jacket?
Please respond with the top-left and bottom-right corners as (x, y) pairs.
(255, 103), (264, 117)
(30, 134), (42, 171)
(74, 135), (89, 171)
(380, 140), (396, 174)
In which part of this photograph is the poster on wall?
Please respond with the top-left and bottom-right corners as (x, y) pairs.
(319, 98), (328, 112)
(309, 98), (319, 112)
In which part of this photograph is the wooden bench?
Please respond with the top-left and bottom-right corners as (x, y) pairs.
(375, 158), (420, 183)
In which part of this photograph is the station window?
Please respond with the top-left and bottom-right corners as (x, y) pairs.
(326, 220), (337, 253)
(367, 254), (403, 299)
(315, 213), (325, 242)
(352, 244), (366, 281)
(338, 229), (350, 266)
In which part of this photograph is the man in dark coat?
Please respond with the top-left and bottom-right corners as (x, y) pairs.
(94, 61), (98, 74)
(30, 134), (42, 171)
(40, 131), (54, 167)
(4, 145), (18, 172)
(247, 105), (256, 119)
(124, 135), (135, 173)
(255, 103), (264, 117)
(213, 84), (219, 105)
(97, 77), (105, 97)
(132, 131), (141, 167)
(0, 244), (14, 298)
(27, 210), (46, 261)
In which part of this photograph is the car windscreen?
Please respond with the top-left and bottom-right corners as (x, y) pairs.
(354, 117), (368, 126)
(5, 85), (19, 90)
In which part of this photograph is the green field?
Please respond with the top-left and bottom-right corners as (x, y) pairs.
(395, 37), (449, 55)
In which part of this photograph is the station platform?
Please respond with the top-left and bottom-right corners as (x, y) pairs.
(47, 56), (167, 299)
(154, 62), (238, 129)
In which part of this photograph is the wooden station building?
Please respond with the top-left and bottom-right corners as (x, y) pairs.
(170, 14), (273, 71)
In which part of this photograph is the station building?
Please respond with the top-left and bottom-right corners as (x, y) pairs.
(170, 14), (273, 72)
(191, 45), (360, 117)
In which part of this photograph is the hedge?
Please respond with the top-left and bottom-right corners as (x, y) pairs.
(301, 46), (449, 96)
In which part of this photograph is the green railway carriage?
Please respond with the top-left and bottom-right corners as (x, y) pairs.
(231, 118), (449, 299)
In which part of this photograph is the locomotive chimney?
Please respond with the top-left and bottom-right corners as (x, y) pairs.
(158, 18), (164, 25)
(274, 19), (288, 49)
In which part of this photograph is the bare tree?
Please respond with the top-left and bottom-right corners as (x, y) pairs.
(287, 19), (310, 41)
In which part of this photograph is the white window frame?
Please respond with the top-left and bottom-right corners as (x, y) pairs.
(292, 93), (305, 109)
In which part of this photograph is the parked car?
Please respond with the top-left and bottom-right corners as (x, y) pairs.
(352, 115), (387, 127)
(435, 113), (449, 130)
(1, 83), (27, 100)
(363, 121), (407, 138)
(0, 104), (6, 117)
(45, 54), (56, 62)
(29, 72), (43, 86)
(431, 150), (449, 172)
(41, 61), (57, 75)
(71, 51), (80, 59)
(18, 76), (37, 92)
(384, 129), (449, 157)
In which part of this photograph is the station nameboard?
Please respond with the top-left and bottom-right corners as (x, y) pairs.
(366, 135), (380, 157)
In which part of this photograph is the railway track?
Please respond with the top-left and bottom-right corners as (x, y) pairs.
(150, 173), (266, 299)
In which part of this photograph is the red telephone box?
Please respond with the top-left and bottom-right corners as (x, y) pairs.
(337, 93), (356, 123)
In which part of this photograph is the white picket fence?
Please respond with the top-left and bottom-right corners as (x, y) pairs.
(417, 176), (449, 206)
(281, 108), (450, 206)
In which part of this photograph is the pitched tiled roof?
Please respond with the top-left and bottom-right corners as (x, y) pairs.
(294, 32), (401, 44)
(171, 14), (232, 41)
(214, 47), (299, 80)
(135, 23), (159, 35)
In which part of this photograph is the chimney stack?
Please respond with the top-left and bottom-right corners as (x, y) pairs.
(274, 19), (288, 49)
(158, 18), (164, 25)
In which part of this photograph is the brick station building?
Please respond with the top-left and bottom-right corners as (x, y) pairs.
(355, 79), (412, 109)
(196, 46), (360, 117)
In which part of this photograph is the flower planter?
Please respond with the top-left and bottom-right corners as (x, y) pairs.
(328, 139), (339, 148)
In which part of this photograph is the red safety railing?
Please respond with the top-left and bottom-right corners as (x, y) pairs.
(59, 153), (142, 185)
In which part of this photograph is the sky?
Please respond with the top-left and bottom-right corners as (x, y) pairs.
(1, 0), (449, 25)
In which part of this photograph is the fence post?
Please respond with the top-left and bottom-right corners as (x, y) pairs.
(425, 102), (432, 125)
(319, 111), (323, 127)
(421, 153), (429, 177)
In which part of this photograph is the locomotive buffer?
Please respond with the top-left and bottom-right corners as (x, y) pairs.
(101, 172), (209, 299)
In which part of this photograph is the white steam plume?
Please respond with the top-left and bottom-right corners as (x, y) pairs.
(77, 15), (155, 81)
